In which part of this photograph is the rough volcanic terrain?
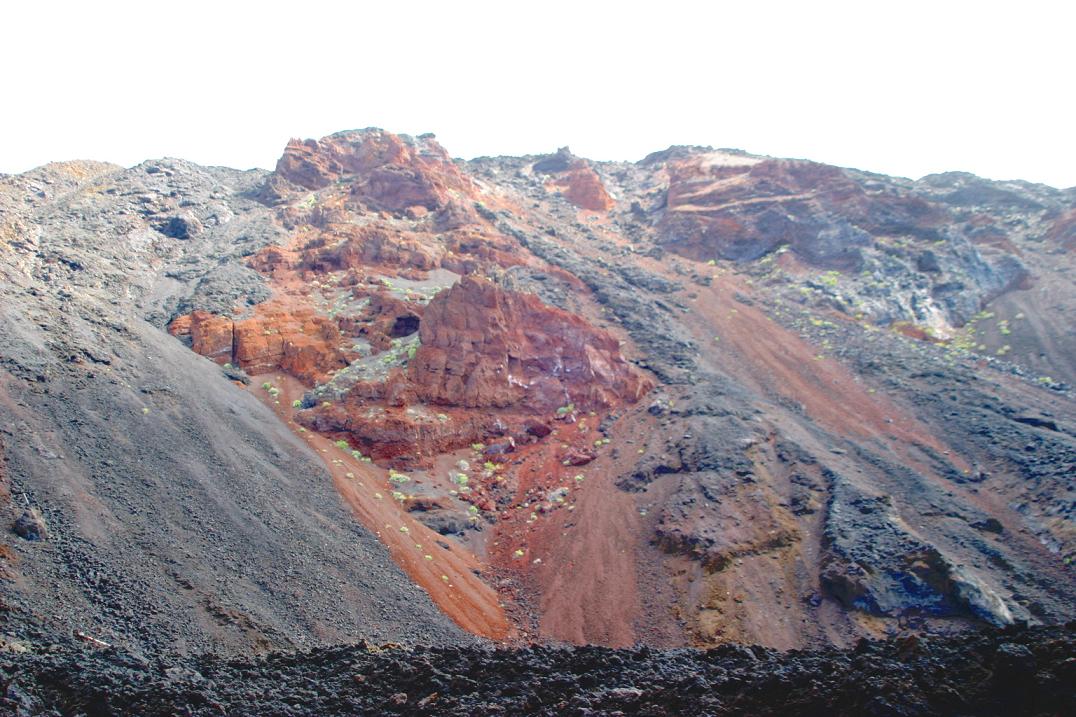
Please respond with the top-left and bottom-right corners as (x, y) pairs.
(0, 158), (468, 654)
(2, 623), (1072, 716)
(1, 129), (1073, 711)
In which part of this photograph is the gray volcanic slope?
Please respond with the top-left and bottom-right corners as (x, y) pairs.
(0, 160), (467, 655)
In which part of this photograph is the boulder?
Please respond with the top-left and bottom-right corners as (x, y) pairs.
(13, 507), (47, 541)
(562, 448), (596, 466)
(525, 420), (553, 438)
(483, 439), (516, 457)
(532, 147), (574, 174)
(156, 214), (202, 239)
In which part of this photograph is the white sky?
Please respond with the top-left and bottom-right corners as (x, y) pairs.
(2, 1), (1073, 187)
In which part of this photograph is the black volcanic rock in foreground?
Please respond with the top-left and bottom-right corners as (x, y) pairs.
(2, 623), (1073, 716)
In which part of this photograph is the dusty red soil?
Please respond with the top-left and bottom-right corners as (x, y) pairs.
(482, 413), (649, 647)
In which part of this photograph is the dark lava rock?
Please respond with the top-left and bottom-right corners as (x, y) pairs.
(994, 641), (1036, 676)
(156, 214), (202, 239)
(1012, 415), (1060, 432)
(12, 508), (47, 541)
(221, 363), (251, 384)
(532, 147), (573, 174)
(525, 421), (552, 438)
(917, 249), (943, 273)
(0, 624), (1072, 716)
(973, 518), (1005, 534)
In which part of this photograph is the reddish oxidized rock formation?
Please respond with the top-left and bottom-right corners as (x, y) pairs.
(271, 129), (475, 212)
(362, 291), (422, 341)
(302, 224), (446, 273)
(235, 310), (346, 380)
(290, 213), (522, 276)
(298, 277), (652, 466)
(552, 161), (615, 212)
(171, 306), (349, 384)
(658, 154), (945, 270)
(300, 402), (496, 467)
(185, 311), (234, 362)
(258, 129), (532, 286)
(246, 245), (293, 276)
(410, 276), (650, 410)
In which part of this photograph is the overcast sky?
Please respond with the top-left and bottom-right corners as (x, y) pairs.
(2, 1), (1072, 187)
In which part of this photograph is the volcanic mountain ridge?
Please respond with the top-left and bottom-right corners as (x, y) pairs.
(0, 128), (1073, 658)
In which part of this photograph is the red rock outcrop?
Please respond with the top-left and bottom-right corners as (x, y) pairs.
(171, 306), (349, 384)
(296, 277), (651, 467)
(234, 309), (346, 380)
(166, 314), (192, 339)
(362, 291), (423, 340)
(273, 129), (475, 212)
(300, 402), (497, 466)
(658, 154), (946, 269)
(187, 311), (234, 362)
(302, 224), (446, 273)
(409, 276), (650, 410)
(290, 217), (524, 278)
(552, 160), (615, 212)
(247, 245), (294, 275)
(259, 129), (535, 285)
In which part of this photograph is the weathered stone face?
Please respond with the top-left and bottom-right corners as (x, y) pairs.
(273, 129), (476, 212)
(174, 306), (348, 384)
(410, 275), (650, 410)
(551, 161), (615, 212)
(657, 155), (944, 270)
